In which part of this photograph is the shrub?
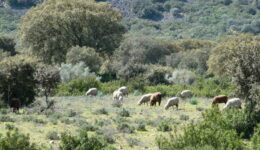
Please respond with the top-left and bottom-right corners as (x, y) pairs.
(118, 108), (130, 117)
(100, 80), (120, 94)
(111, 100), (123, 108)
(22, 116), (47, 124)
(80, 123), (98, 132)
(251, 125), (260, 150)
(117, 123), (135, 133)
(66, 46), (102, 73)
(145, 65), (171, 85)
(93, 108), (108, 115)
(0, 115), (15, 122)
(0, 55), (38, 106)
(46, 131), (60, 140)
(166, 69), (197, 85)
(157, 121), (172, 132)
(136, 123), (147, 131)
(156, 108), (244, 150)
(179, 115), (189, 121)
(0, 128), (39, 150)
(196, 106), (205, 111)
(189, 98), (198, 105)
(56, 77), (100, 96)
(5, 124), (15, 130)
(59, 131), (112, 150)
(67, 110), (77, 117)
(96, 126), (117, 144)
(126, 137), (140, 147)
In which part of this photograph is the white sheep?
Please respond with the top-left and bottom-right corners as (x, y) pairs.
(118, 86), (128, 96)
(137, 94), (152, 105)
(180, 90), (192, 99)
(223, 98), (242, 110)
(86, 88), (98, 96)
(164, 97), (179, 110)
(113, 90), (124, 102)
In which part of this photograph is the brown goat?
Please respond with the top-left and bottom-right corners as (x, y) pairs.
(150, 92), (162, 106)
(10, 98), (21, 113)
(212, 95), (228, 105)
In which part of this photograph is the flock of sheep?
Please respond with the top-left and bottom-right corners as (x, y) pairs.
(86, 87), (243, 110)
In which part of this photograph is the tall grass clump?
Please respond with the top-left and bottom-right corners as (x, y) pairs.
(156, 108), (244, 150)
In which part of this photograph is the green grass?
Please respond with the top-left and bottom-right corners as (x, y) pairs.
(0, 95), (250, 149)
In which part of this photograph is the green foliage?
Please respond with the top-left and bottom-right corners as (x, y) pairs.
(157, 121), (172, 132)
(4, 0), (41, 8)
(46, 131), (60, 140)
(0, 128), (40, 150)
(179, 114), (189, 121)
(22, 116), (47, 124)
(156, 108), (244, 150)
(0, 8), (20, 35)
(251, 125), (260, 150)
(93, 108), (108, 115)
(0, 55), (39, 106)
(20, 0), (126, 64)
(60, 62), (99, 83)
(145, 65), (172, 85)
(136, 123), (147, 131)
(112, 36), (172, 79)
(66, 46), (102, 73)
(0, 35), (15, 55)
(117, 123), (135, 133)
(56, 77), (100, 96)
(0, 115), (15, 122)
(189, 98), (198, 105)
(117, 108), (130, 117)
(59, 131), (112, 150)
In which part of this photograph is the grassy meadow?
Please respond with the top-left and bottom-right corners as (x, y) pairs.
(0, 95), (219, 150)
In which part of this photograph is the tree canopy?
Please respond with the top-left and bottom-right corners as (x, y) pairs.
(20, 0), (126, 64)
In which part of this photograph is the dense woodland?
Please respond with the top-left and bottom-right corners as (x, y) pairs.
(0, 0), (259, 149)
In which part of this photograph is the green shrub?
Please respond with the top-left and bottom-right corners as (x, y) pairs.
(179, 115), (189, 121)
(126, 137), (140, 147)
(59, 131), (113, 150)
(189, 98), (198, 105)
(0, 115), (15, 122)
(67, 109), (77, 117)
(22, 116), (47, 124)
(80, 123), (98, 132)
(251, 125), (260, 150)
(56, 77), (100, 96)
(93, 108), (108, 115)
(156, 108), (244, 150)
(0, 128), (40, 150)
(118, 108), (130, 117)
(100, 80), (120, 94)
(46, 131), (60, 140)
(136, 123), (147, 131)
(117, 123), (135, 133)
(157, 121), (172, 132)
(5, 124), (15, 130)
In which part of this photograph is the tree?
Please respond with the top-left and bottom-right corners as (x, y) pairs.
(20, 0), (126, 64)
(0, 55), (38, 106)
(207, 34), (260, 114)
(112, 36), (172, 79)
(34, 64), (60, 109)
(66, 46), (102, 73)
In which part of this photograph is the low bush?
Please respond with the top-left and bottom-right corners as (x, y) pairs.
(93, 108), (108, 115)
(22, 116), (47, 124)
(59, 131), (113, 150)
(118, 108), (130, 117)
(157, 121), (172, 132)
(126, 137), (140, 147)
(0, 128), (40, 150)
(117, 123), (135, 133)
(156, 108), (244, 150)
(46, 131), (60, 140)
(189, 98), (198, 105)
(179, 115), (189, 121)
(5, 124), (15, 130)
(251, 125), (260, 150)
(136, 123), (147, 131)
(56, 77), (100, 96)
(0, 115), (15, 122)
(67, 109), (77, 117)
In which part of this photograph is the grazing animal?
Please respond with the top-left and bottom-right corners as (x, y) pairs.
(164, 97), (179, 110)
(138, 94), (152, 105)
(150, 92), (162, 106)
(118, 86), (128, 96)
(86, 88), (98, 96)
(212, 95), (228, 105)
(113, 90), (124, 102)
(223, 98), (242, 110)
(10, 98), (21, 113)
(180, 90), (192, 99)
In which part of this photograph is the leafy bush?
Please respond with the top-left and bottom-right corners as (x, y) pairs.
(46, 131), (60, 140)
(156, 108), (244, 150)
(59, 62), (100, 83)
(166, 69), (197, 85)
(179, 115), (189, 121)
(118, 108), (130, 117)
(22, 116), (47, 124)
(56, 77), (100, 96)
(66, 46), (102, 73)
(126, 137), (140, 147)
(189, 98), (198, 105)
(67, 109), (77, 117)
(0, 115), (15, 122)
(136, 123), (147, 131)
(5, 124), (15, 130)
(0, 128), (40, 150)
(0, 55), (38, 106)
(251, 125), (260, 150)
(59, 131), (112, 150)
(117, 123), (135, 133)
(157, 121), (172, 132)
(145, 65), (171, 85)
(93, 108), (108, 115)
